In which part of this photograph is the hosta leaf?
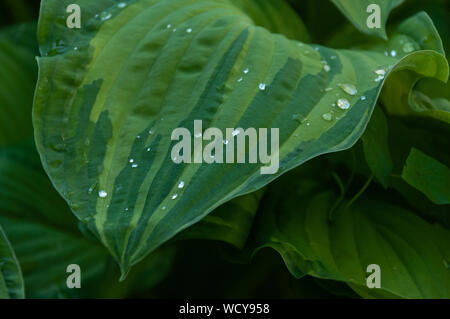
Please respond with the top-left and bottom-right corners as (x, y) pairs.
(361, 106), (392, 188)
(0, 225), (24, 299)
(247, 172), (450, 298)
(378, 12), (450, 122)
(331, 0), (404, 40)
(0, 23), (37, 146)
(34, 0), (443, 274)
(0, 142), (175, 298)
(176, 190), (265, 249)
(401, 148), (450, 205)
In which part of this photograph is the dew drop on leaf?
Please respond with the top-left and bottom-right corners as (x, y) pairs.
(98, 190), (108, 198)
(337, 98), (351, 110)
(100, 11), (112, 21)
(322, 113), (333, 122)
(337, 83), (358, 96)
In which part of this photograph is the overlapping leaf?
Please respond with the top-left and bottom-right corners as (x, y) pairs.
(245, 165), (450, 298)
(34, 0), (447, 274)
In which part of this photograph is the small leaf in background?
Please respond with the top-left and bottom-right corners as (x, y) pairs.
(0, 225), (24, 299)
(361, 107), (393, 188)
(401, 148), (450, 205)
(331, 0), (404, 39)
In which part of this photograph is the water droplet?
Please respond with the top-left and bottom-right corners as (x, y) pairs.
(167, 24), (171, 29)
(117, 2), (127, 8)
(323, 64), (331, 72)
(98, 190), (108, 198)
(129, 159), (134, 163)
(243, 68), (249, 74)
(223, 139), (229, 145)
(100, 11), (112, 21)
(402, 42), (415, 53)
(330, 55), (337, 60)
(74, 46), (78, 51)
(232, 129), (240, 136)
(186, 28), (192, 33)
(361, 96), (366, 101)
(375, 68), (386, 76)
(306, 122), (311, 126)
(88, 187), (93, 194)
(322, 113), (333, 122)
(374, 75), (384, 82)
(259, 83), (266, 91)
(178, 181), (185, 189)
(137, 135), (141, 139)
(171, 193), (178, 200)
(292, 113), (305, 123)
(148, 129), (154, 135)
(314, 46), (320, 51)
(173, 28), (177, 32)
(162, 206), (167, 210)
(337, 83), (358, 96)
(147, 147), (151, 152)
(337, 98), (351, 110)
(390, 50), (397, 57)
(132, 164), (138, 168)
(237, 77), (243, 82)
(125, 207), (129, 211)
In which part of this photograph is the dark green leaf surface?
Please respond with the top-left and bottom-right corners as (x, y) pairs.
(0, 23), (37, 146)
(0, 225), (24, 299)
(402, 148), (450, 205)
(34, 0), (447, 274)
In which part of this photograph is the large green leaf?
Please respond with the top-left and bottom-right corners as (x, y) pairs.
(34, 0), (445, 274)
(0, 142), (175, 298)
(0, 225), (24, 299)
(331, 0), (404, 40)
(246, 169), (450, 298)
